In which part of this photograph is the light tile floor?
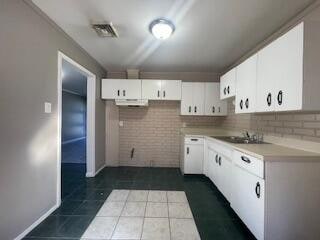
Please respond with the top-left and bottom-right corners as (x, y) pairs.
(81, 189), (201, 240)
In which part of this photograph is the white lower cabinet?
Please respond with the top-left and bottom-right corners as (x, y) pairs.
(232, 163), (265, 240)
(181, 137), (204, 174)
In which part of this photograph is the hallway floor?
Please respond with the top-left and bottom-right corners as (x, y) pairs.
(25, 166), (255, 240)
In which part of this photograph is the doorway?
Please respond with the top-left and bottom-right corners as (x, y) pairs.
(57, 52), (96, 205)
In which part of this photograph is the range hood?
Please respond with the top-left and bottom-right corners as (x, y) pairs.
(115, 99), (148, 107)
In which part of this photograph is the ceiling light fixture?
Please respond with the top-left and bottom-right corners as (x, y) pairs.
(149, 18), (175, 40)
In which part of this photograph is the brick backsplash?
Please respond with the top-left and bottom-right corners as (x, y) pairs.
(119, 101), (223, 167)
(221, 100), (320, 142)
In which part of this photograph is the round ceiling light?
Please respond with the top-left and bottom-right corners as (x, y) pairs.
(149, 18), (175, 40)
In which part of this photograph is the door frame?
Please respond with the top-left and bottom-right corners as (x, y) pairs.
(57, 51), (96, 205)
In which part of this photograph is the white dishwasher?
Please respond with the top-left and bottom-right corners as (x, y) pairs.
(181, 136), (204, 174)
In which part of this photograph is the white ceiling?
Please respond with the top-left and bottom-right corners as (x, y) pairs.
(62, 59), (87, 96)
(33, 0), (315, 72)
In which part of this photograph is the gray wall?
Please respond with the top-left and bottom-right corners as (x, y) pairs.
(0, 0), (106, 239)
(62, 91), (86, 142)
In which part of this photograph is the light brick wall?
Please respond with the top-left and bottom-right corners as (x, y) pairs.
(119, 101), (223, 167)
(221, 100), (320, 142)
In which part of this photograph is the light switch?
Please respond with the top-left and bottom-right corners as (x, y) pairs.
(119, 121), (124, 127)
(44, 102), (52, 113)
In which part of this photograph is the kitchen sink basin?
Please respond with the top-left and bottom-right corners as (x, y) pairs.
(212, 136), (270, 144)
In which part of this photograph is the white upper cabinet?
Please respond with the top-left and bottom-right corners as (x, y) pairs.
(193, 83), (205, 115)
(205, 82), (227, 116)
(235, 54), (258, 114)
(181, 82), (195, 115)
(275, 22), (304, 111)
(141, 80), (181, 100)
(220, 68), (236, 99)
(181, 82), (226, 116)
(256, 22), (304, 112)
(102, 79), (141, 100)
(181, 82), (205, 115)
(256, 21), (320, 113)
(161, 80), (182, 100)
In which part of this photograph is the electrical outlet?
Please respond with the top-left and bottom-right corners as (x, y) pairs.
(44, 102), (52, 113)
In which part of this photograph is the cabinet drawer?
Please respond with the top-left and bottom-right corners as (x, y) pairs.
(233, 150), (264, 179)
(185, 137), (204, 145)
(207, 140), (233, 159)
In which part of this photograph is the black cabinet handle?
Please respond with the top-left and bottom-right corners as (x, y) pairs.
(224, 87), (226, 95)
(157, 90), (160, 98)
(267, 93), (272, 106)
(277, 90), (283, 105)
(194, 106), (197, 113)
(188, 106), (191, 113)
(245, 98), (249, 109)
(212, 106), (215, 113)
(163, 91), (166, 98)
(218, 107), (221, 113)
(255, 182), (261, 198)
(240, 100), (243, 109)
(218, 156), (221, 166)
(227, 86), (230, 94)
(117, 90), (120, 96)
(186, 147), (189, 154)
(241, 156), (251, 163)
(215, 154), (218, 163)
(190, 139), (198, 142)
(123, 90), (126, 97)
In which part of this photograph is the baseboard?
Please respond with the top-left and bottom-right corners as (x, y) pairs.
(14, 203), (59, 240)
(86, 163), (106, 178)
(62, 136), (86, 145)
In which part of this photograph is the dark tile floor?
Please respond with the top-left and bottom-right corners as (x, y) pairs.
(25, 166), (256, 240)
(62, 139), (86, 164)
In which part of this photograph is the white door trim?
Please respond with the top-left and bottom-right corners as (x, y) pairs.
(57, 51), (96, 206)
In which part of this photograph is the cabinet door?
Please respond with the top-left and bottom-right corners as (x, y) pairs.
(208, 148), (218, 183)
(217, 100), (228, 116)
(181, 82), (194, 115)
(220, 68), (236, 99)
(219, 156), (232, 202)
(184, 144), (203, 174)
(101, 79), (124, 99)
(231, 166), (265, 240)
(161, 80), (181, 100)
(275, 22), (304, 111)
(122, 79), (141, 99)
(142, 80), (162, 100)
(193, 83), (205, 115)
(205, 82), (220, 115)
(256, 39), (282, 112)
(235, 54), (258, 113)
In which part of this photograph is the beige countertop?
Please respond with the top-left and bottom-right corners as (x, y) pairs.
(181, 127), (320, 161)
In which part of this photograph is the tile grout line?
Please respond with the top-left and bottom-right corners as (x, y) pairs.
(167, 191), (172, 240)
(109, 190), (129, 239)
(139, 190), (149, 240)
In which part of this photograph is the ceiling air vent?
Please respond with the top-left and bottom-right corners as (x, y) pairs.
(92, 22), (118, 38)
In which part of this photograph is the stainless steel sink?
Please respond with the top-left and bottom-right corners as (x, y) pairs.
(212, 136), (269, 144)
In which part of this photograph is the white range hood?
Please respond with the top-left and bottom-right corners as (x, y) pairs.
(115, 99), (148, 107)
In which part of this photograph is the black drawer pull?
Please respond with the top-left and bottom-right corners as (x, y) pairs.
(186, 147), (189, 154)
(255, 182), (261, 198)
(224, 87), (226, 95)
(267, 93), (272, 106)
(241, 156), (251, 163)
(227, 86), (230, 94)
(277, 90), (283, 105)
(218, 156), (221, 166)
(190, 139), (198, 142)
(117, 90), (120, 96)
(215, 154), (218, 163)
(245, 98), (249, 109)
(188, 106), (191, 113)
(194, 106), (197, 113)
(157, 90), (160, 97)
(123, 90), (126, 97)
(240, 100), (243, 109)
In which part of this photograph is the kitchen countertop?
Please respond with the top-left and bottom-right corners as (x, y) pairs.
(181, 127), (320, 161)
